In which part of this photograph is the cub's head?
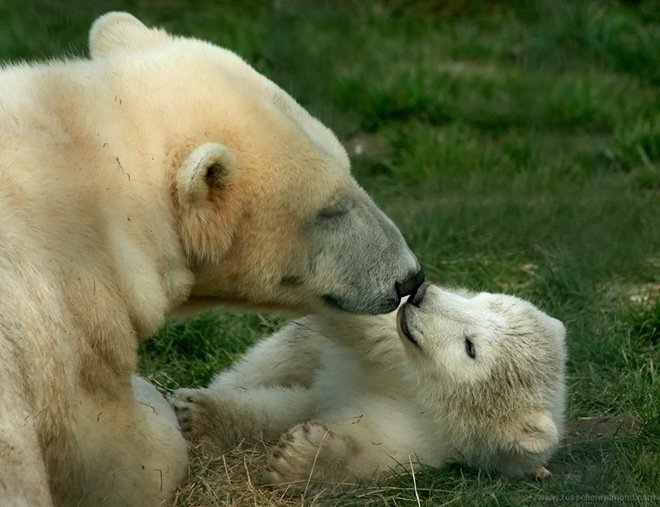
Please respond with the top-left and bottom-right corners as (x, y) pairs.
(398, 284), (567, 476)
(89, 13), (423, 316)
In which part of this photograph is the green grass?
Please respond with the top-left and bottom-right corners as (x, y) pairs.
(2, 0), (658, 505)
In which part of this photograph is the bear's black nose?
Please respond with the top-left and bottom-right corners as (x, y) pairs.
(407, 282), (429, 307)
(395, 270), (425, 299)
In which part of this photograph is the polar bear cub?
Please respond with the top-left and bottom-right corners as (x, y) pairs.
(173, 283), (566, 485)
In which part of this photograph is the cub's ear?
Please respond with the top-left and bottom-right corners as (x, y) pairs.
(510, 410), (560, 455)
(176, 143), (235, 206)
(89, 12), (168, 59)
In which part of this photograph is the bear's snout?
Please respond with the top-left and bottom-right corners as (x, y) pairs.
(396, 270), (425, 300)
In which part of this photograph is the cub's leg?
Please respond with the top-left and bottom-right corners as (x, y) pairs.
(171, 320), (325, 449)
(263, 420), (360, 488)
(210, 319), (325, 390)
(173, 384), (317, 450)
(264, 403), (426, 488)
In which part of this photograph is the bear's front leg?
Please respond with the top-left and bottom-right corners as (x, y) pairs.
(72, 376), (188, 507)
(263, 420), (362, 489)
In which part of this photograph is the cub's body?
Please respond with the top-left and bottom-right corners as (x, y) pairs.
(174, 285), (567, 485)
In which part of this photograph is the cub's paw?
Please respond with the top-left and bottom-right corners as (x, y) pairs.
(534, 466), (552, 479)
(263, 420), (353, 488)
(170, 388), (217, 445)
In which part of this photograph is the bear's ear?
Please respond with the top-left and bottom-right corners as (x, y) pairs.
(173, 143), (239, 263)
(176, 143), (235, 206)
(509, 410), (560, 455)
(89, 12), (169, 59)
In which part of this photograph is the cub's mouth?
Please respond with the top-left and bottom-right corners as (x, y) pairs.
(397, 305), (420, 348)
(396, 281), (430, 349)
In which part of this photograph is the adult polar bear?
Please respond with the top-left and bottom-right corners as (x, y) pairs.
(0, 12), (422, 507)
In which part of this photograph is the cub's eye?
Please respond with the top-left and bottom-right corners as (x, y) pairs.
(465, 337), (476, 359)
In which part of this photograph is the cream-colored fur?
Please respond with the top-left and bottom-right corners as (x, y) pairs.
(0, 12), (421, 506)
(173, 284), (566, 487)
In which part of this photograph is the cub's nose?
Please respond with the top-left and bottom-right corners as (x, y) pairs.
(395, 270), (425, 299)
(407, 282), (429, 307)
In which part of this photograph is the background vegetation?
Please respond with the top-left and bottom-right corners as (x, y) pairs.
(2, 0), (657, 505)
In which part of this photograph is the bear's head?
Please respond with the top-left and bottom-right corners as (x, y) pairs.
(89, 12), (423, 316)
(397, 284), (567, 476)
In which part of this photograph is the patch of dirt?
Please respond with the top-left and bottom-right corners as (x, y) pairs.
(170, 443), (272, 507)
(171, 442), (327, 507)
(548, 416), (640, 476)
(565, 416), (640, 439)
(627, 282), (660, 308)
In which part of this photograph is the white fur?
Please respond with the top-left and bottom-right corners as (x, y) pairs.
(0, 11), (421, 506)
(173, 285), (567, 486)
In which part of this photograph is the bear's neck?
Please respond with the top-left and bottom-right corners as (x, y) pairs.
(16, 59), (196, 339)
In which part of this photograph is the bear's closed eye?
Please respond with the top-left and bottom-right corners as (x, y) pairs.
(317, 206), (348, 221)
